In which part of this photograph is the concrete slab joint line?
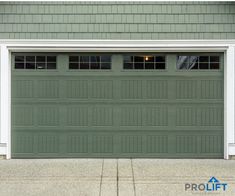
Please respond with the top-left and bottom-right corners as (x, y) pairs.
(131, 159), (137, 196)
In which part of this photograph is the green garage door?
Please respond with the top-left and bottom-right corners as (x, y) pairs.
(11, 53), (224, 158)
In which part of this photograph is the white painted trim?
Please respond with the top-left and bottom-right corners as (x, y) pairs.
(0, 39), (234, 159)
(0, 45), (11, 159)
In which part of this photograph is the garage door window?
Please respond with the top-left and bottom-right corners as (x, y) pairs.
(15, 56), (57, 70)
(123, 55), (165, 70)
(69, 55), (111, 70)
(177, 56), (220, 70)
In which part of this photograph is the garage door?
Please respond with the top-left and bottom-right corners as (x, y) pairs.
(11, 53), (224, 158)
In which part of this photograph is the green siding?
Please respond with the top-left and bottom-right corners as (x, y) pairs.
(0, 2), (234, 39)
(11, 53), (224, 158)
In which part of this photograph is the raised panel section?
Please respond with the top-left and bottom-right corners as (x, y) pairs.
(91, 80), (113, 99)
(121, 135), (143, 153)
(200, 135), (223, 153)
(121, 107), (143, 126)
(66, 106), (88, 126)
(12, 80), (34, 98)
(121, 80), (144, 99)
(146, 80), (168, 99)
(37, 80), (59, 98)
(198, 107), (223, 126)
(176, 135), (197, 153)
(12, 106), (34, 126)
(38, 135), (59, 153)
(67, 135), (88, 153)
(145, 107), (168, 126)
(92, 106), (113, 126)
(13, 134), (34, 153)
(37, 106), (59, 126)
(176, 107), (197, 126)
(66, 80), (88, 99)
(92, 135), (113, 153)
(176, 80), (197, 99)
(201, 80), (223, 99)
(146, 135), (168, 153)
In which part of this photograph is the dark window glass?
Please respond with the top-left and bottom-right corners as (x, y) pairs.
(47, 56), (56, 62)
(69, 56), (79, 62)
(199, 62), (209, 69)
(155, 56), (165, 62)
(26, 62), (35, 69)
(210, 63), (220, 69)
(134, 56), (144, 63)
(26, 56), (35, 62)
(80, 62), (89, 69)
(36, 63), (46, 69)
(101, 63), (111, 69)
(15, 63), (24, 69)
(69, 63), (79, 69)
(15, 56), (24, 62)
(91, 62), (100, 69)
(124, 56), (132, 62)
(199, 56), (209, 62)
(101, 56), (111, 62)
(123, 62), (133, 69)
(156, 63), (165, 69)
(47, 63), (56, 69)
(145, 63), (154, 69)
(36, 56), (46, 62)
(210, 56), (220, 62)
(144, 56), (154, 63)
(90, 56), (100, 63)
(134, 63), (144, 69)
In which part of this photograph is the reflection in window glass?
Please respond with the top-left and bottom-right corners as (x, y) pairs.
(123, 55), (165, 70)
(177, 55), (220, 70)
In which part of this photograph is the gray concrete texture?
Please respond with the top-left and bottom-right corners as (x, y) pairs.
(0, 159), (234, 196)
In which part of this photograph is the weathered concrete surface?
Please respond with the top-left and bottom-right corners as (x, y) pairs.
(0, 159), (234, 196)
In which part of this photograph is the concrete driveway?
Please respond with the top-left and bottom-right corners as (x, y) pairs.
(0, 159), (234, 196)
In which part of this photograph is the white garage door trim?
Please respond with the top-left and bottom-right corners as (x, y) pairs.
(0, 39), (234, 159)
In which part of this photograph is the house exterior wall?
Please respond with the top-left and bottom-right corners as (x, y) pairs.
(0, 2), (234, 39)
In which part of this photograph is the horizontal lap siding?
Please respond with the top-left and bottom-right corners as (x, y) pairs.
(0, 2), (234, 39)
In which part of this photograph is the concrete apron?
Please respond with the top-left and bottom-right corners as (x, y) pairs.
(0, 159), (234, 196)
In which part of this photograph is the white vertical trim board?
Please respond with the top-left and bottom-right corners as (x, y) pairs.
(0, 40), (234, 159)
(0, 45), (11, 159)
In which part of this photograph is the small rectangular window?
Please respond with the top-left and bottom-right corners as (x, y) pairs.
(14, 55), (57, 70)
(123, 55), (166, 70)
(69, 55), (111, 70)
(177, 55), (220, 70)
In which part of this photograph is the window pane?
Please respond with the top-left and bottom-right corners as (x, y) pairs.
(36, 56), (46, 62)
(199, 56), (209, 62)
(123, 62), (133, 69)
(36, 63), (46, 69)
(210, 56), (220, 62)
(26, 62), (35, 69)
(90, 62), (100, 69)
(145, 63), (154, 69)
(80, 63), (89, 69)
(80, 56), (89, 62)
(47, 63), (56, 69)
(15, 56), (24, 62)
(124, 56), (132, 62)
(210, 62), (220, 69)
(69, 63), (79, 69)
(177, 56), (189, 69)
(134, 56), (144, 63)
(15, 63), (24, 69)
(90, 56), (100, 63)
(134, 62), (144, 69)
(155, 56), (165, 62)
(144, 56), (154, 63)
(156, 63), (165, 69)
(47, 56), (56, 62)
(69, 56), (79, 62)
(26, 56), (35, 62)
(101, 63), (111, 69)
(199, 62), (209, 69)
(101, 56), (111, 62)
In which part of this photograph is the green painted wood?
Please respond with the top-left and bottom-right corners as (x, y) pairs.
(0, 2), (235, 39)
(11, 53), (224, 158)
